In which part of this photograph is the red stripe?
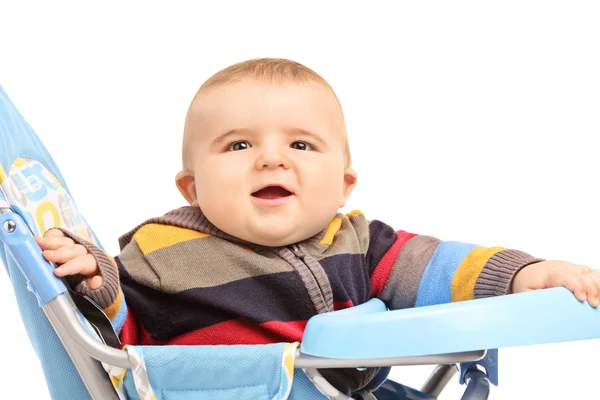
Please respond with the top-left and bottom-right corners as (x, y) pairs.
(119, 311), (141, 348)
(261, 320), (307, 342)
(370, 231), (417, 297)
(123, 318), (308, 346)
(333, 300), (354, 310)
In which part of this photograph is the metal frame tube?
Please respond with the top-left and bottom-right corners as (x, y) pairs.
(46, 292), (485, 399)
(43, 296), (121, 400)
(421, 364), (459, 398)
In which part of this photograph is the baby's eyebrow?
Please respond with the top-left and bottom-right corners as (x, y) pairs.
(284, 128), (327, 147)
(211, 129), (254, 147)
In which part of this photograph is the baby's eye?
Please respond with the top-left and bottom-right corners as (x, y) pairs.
(290, 141), (313, 151)
(228, 141), (252, 151)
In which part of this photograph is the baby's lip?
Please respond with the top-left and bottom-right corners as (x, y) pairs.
(251, 184), (294, 197)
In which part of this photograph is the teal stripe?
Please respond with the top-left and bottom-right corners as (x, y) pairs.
(415, 241), (478, 306)
(113, 293), (128, 333)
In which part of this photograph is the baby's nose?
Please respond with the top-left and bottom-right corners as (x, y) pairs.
(255, 152), (291, 170)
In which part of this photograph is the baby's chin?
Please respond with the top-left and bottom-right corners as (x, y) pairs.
(243, 230), (309, 247)
(239, 225), (319, 248)
(206, 210), (327, 247)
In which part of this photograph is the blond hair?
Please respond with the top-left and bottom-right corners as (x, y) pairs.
(182, 58), (351, 169)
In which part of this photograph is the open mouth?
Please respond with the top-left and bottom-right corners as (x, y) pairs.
(251, 185), (293, 200)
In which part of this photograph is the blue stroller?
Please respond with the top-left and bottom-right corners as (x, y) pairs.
(1, 83), (598, 400)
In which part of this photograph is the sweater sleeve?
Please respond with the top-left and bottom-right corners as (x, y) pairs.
(365, 220), (544, 310)
(53, 228), (128, 332)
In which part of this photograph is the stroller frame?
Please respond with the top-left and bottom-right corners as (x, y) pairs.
(0, 203), (490, 399)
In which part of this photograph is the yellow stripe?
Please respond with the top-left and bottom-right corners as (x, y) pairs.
(451, 246), (505, 302)
(110, 368), (127, 388)
(104, 288), (123, 321)
(320, 217), (342, 246)
(344, 209), (363, 218)
(283, 342), (297, 375)
(0, 164), (6, 185)
(134, 223), (210, 255)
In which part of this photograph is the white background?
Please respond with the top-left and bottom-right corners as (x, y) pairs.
(1, 1), (599, 399)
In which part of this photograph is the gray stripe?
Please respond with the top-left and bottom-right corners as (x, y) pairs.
(474, 249), (544, 298)
(275, 244), (333, 314)
(117, 239), (161, 290)
(116, 205), (336, 309)
(146, 237), (293, 293)
(302, 213), (370, 260)
(380, 235), (440, 310)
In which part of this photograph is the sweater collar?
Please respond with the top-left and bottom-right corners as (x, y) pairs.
(118, 205), (330, 253)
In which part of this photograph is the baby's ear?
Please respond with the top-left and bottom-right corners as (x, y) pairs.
(340, 167), (357, 208)
(175, 170), (199, 206)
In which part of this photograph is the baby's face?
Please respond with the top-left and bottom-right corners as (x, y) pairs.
(179, 80), (356, 246)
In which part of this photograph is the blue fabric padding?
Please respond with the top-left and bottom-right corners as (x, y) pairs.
(123, 344), (328, 400)
(0, 86), (70, 201)
(288, 371), (329, 399)
(2, 252), (92, 399)
(0, 84), (103, 248)
(0, 84), (93, 399)
(415, 241), (478, 306)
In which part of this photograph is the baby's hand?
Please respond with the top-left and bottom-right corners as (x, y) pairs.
(35, 229), (103, 289)
(511, 260), (600, 307)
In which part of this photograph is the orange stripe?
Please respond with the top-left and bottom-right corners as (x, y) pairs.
(451, 246), (505, 302)
(134, 224), (210, 255)
(104, 288), (123, 321)
(320, 217), (342, 245)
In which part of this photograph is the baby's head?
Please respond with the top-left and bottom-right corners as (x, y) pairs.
(176, 58), (357, 247)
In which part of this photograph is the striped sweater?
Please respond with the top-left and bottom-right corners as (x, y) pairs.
(63, 206), (542, 392)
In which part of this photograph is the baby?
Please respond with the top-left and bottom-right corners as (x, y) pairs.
(36, 58), (600, 396)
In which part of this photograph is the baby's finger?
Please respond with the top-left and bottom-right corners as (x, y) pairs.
(588, 269), (600, 289)
(36, 235), (75, 251)
(86, 275), (104, 290)
(585, 270), (600, 306)
(547, 269), (587, 302)
(54, 254), (98, 277)
(44, 244), (88, 264)
(44, 229), (67, 238)
(580, 272), (599, 307)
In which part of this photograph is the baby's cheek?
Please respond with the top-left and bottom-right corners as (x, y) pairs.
(317, 170), (345, 197)
(199, 173), (235, 195)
